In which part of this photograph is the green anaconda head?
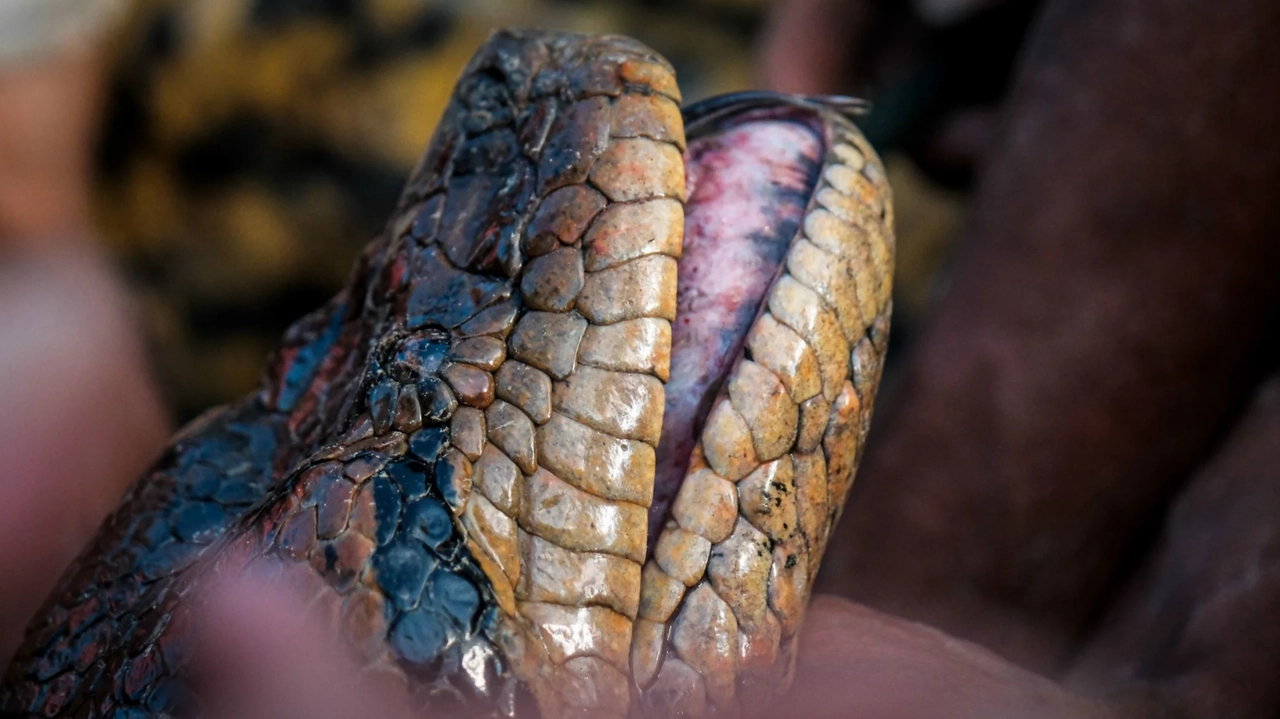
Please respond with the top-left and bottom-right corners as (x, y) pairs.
(1, 28), (892, 719)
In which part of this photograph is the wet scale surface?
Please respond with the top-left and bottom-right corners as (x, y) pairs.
(0, 29), (894, 719)
(652, 118), (824, 541)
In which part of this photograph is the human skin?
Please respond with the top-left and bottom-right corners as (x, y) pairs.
(189, 582), (1114, 719)
(0, 248), (172, 667)
(763, 0), (1280, 713)
(0, 49), (171, 665)
(0, 53), (105, 247)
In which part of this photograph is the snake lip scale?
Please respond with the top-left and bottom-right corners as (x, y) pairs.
(1, 28), (894, 719)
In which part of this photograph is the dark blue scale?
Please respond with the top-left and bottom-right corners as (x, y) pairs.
(68, 622), (111, 674)
(142, 677), (191, 715)
(171, 502), (227, 544)
(212, 480), (258, 505)
(367, 455), (505, 694)
(369, 380), (399, 433)
(410, 426), (448, 462)
(419, 375), (461, 422)
(402, 497), (454, 550)
(139, 537), (204, 582)
(371, 474), (404, 546)
(387, 457), (432, 501)
(123, 703), (159, 719)
(391, 609), (452, 667)
(127, 514), (173, 550)
(435, 456), (469, 510)
(394, 335), (450, 376)
(427, 570), (481, 630)
(410, 195), (444, 244)
(372, 541), (436, 610)
(186, 464), (223, 500)
(273, 301), (347, 412)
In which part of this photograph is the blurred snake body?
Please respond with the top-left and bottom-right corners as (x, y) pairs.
(1, 29), (893, 718)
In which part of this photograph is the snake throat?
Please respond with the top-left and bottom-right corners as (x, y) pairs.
(0, 29), (893, 719)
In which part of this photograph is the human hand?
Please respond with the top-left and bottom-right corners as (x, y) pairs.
(190, 575), (1113, 719)
(0, 24), (170, 666)
(770, 0), (1280, 716)
(0, 248), (169, 666)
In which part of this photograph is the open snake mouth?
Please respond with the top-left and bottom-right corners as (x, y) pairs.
(347, 68), (893, 714)
(625, 95), (892, 716)
(1, 29), (892, 719)
(653, 103), (825, 540)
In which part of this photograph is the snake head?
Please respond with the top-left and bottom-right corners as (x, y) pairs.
(1, 28), (892, 719)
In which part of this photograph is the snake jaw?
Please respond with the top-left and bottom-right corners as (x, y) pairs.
(0, 28), (892, 719)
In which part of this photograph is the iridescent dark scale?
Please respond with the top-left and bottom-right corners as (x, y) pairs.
(1, 28), (666, 718)
(0, 403), (290, 718)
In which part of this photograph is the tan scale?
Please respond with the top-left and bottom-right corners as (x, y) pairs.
(634, 104), (893, 715)
(233, 32), (903, 719)
(445, 40), (692, 718)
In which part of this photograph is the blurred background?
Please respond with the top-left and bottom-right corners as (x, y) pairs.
(12, 0), (1042, 421)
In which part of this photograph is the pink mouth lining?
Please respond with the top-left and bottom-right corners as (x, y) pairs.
(649, 115), (824, 543)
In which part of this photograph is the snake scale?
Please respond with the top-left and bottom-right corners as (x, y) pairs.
(1, 29), (894, 718)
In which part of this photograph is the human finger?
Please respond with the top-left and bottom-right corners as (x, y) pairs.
(757, 0), (876, 94)
(0, 247), (169, 664)
(787, 595), (1114, 719)
(194, 571), (415, 719)
(1068, 376), (1280, 719)
(819, 0), (1280, 670)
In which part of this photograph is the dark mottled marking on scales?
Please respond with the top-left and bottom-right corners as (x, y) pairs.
(1, 30), (894, 719)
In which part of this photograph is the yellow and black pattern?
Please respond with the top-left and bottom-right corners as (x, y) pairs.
(95, 0), (766, 419)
